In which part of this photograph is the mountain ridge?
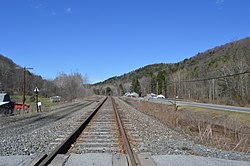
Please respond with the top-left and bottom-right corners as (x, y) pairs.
(94, 37), (250, 86)
(91, 37), (250, 106)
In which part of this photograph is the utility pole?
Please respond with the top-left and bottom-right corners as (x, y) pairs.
(212, 79), (215, 101)
(156, 81), (159, 95)
(174, 78), (177, 112)
(22, 67), (33, 112)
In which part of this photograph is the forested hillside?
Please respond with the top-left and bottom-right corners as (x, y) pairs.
(0, 55), (90, 101)
(0, 55), (57, 97)
(2, 37), (250, 105)
(92, 37), (250, 106)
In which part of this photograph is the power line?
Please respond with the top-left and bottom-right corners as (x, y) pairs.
(180, 71), (250, 83)
(168, 71), (249, 85)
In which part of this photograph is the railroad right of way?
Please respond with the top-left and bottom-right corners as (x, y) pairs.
(0, 96), (249, 166)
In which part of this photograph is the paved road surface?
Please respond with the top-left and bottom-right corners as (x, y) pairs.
(143, 98), (250, 114)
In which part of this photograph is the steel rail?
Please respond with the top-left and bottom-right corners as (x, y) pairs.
(111, 97), (140, 166)
(36, 97), (108, 166)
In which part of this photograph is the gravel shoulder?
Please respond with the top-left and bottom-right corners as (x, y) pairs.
(115, 97), (250, 162)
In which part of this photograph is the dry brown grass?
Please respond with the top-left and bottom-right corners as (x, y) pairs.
(124, 98), (250, 153)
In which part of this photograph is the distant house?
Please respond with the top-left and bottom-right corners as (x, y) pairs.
(50, 96), (61, 102)
(124, 92), (139, 98)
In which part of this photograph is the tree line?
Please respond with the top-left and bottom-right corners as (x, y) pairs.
(0, 54), (90, 101)
(92, 39), (250, 106)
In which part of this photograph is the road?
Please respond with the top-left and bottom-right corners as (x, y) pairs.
(145, 98), (250, 114)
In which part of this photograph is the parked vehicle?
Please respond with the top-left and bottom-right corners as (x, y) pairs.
(0, 93), (15, 115)
(156, 94), (165, 99)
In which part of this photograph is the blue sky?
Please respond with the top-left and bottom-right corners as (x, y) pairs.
(1, 0), (250, 83)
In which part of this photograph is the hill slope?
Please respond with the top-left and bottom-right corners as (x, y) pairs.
(0, 54), (57, 97)
(0, 55), (91, 101)
(92, 37), (250, 105)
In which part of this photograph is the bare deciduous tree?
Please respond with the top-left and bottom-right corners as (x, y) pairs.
(53, 71), (89, 101)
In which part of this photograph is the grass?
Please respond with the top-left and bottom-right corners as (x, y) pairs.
(11, 95), (60, 111)
(180, 106), (250, 127)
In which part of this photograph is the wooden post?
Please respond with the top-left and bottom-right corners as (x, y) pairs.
(34, 87), (40, 112)
(35, 93), (39, 112)
(22, 68), (26, 113)
(22, 67), (33, 113)
(174, 78), (177, 112)
(212, 79), (215, 101)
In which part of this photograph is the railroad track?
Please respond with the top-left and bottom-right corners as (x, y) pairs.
(68, 97), (121, 154)
(34, 97), (140, 166)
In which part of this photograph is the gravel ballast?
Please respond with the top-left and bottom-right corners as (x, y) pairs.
(115, 97), (250, 162)
(0, 99), (101, 156)
(0, 96), (249, 165)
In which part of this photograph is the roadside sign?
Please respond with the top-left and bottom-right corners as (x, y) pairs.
(34, 87), (39, 93)
(38, 102), (42, 106)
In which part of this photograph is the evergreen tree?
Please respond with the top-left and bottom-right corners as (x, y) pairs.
(150, 76), (157, 94)
(131, 79), (141, 96)
(157, 71), (166, 95)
